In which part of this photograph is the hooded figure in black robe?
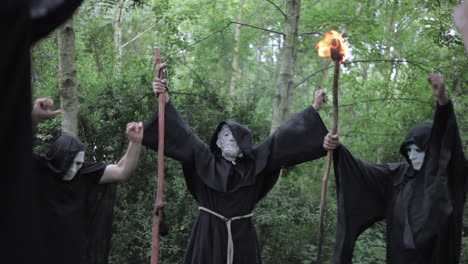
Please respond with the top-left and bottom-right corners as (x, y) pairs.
(324, 74), (466, 263)
(30, 100), (144, 264)
(1, 1), (84, 262)
(30, 96), (144, 264)
(35, 135), (110, 264)
(143, 78), (329, 264)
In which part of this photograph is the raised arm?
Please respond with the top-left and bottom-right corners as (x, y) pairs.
(30, 0), (84, 43)
(331, 142), (398, 263)
(409, 74), (466, 248)
(99, 122), (143, 183)
(255, 89), (329, 172)
(324, 131), (398, 262)
(142, 77), (208, 164)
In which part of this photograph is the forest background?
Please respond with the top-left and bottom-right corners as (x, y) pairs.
(32, 0), (467, 263)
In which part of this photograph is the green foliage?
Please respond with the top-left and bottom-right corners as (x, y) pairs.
(32, 0), (466, 263)
(353, 222), (386, 264)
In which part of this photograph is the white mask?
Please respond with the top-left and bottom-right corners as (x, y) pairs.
(216, 125), (243, 163)
(63, 151), (85, 181)
(406, 144), (425, 171)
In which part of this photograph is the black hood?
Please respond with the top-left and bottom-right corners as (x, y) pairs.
(44, 134), (86, 178)
(399, 121), (432, 164)
(209, 120), (253, 159)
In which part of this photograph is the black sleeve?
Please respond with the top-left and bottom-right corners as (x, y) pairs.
(80, 161), (107, 185)
(255, 106), (328, 173)
(30, 0), (83, 43)
(409, 101), (466, 248)
(143, 100), (209, 165)
(252, 106), (328, 200)
(333, 145), (397, 264)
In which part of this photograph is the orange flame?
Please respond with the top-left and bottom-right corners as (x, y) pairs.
(315, 30), (348, 63)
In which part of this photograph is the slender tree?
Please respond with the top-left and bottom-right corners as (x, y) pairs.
(270, 0), (301, 134)
(58, 18), (79, 136)
(228, 0), (246, 116)
(113, 0), (125, 77)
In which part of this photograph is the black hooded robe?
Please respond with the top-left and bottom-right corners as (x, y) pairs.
(333, 101), (466, 264)
(1, 1), (83, 263)
(34, 135), (111, 264)
(143, 101), (328, 264)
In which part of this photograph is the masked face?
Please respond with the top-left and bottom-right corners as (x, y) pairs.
(63, 151), (85, 181)
(406, 144), (425, 171)
(216, 125), (242, 162)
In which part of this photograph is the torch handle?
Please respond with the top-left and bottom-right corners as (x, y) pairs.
(331, 61), (340, 133)
(151, 47), (166, 264)
(316, 61), (340, 263)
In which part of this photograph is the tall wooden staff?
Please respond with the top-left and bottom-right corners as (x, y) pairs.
(150, 46), (167, 264)
(314, 31), (347, 263)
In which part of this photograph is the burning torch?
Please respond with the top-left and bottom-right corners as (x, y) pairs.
(315, 30), (348, 263)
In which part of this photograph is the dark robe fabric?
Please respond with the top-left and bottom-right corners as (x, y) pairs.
(143, 101), (328, 264)
(333, 101), (466, 264)
(1, 1), (83, 263)
(35, 135), (112, 264)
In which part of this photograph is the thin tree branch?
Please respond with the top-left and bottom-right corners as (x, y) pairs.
(340, 132), (404, 137)
(229, 21), (284, 35)
(177, 54), (226, 111)
(169, 21), (283, 58)
(321, 97), (432, 109)
(294, 58), (434, 88)
(117, 0), (126, 22)
(138, 91), (216, 103)
(122, 25), (156, 49)
(298, 31), (322, 37)
(265, 0), (286, 19)
(181, 23), (232, 52)
(293, 65), (334, 88)
(169, 91), (216, 100)
(346, 59), (434, 73)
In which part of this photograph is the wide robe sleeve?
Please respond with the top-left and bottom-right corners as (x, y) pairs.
(333, 145), (404, 264)
(143, 100), (209, 165)
(253, 106), (328, 200)
(408, 101), (466, 256)
(30, 0), (84, 43)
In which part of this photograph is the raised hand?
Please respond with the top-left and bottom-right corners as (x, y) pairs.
(313, 89), (328, 111)
(32, 98), (61, 125)
(126, 122), (144, 144)
(152, 77), (169, 103)
(428, 73), (449, 105)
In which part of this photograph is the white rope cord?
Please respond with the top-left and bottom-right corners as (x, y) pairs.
(198, 206), (253, 264)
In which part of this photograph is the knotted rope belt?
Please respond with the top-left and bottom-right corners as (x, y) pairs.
(198, 206), (253, 264)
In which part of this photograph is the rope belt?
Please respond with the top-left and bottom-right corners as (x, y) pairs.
(198, 206), (253, 264)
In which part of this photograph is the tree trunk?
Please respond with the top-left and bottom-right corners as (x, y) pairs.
(227, 0), (245, 116)
(113, 0), (125, 77)
(270, 0), (301, 134)
(58, 18), (78, 136)
(386, 0), (397, 82)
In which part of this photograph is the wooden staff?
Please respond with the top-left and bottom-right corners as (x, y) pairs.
(150, 47), (167, 264)
(316, 48), (341, 263)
